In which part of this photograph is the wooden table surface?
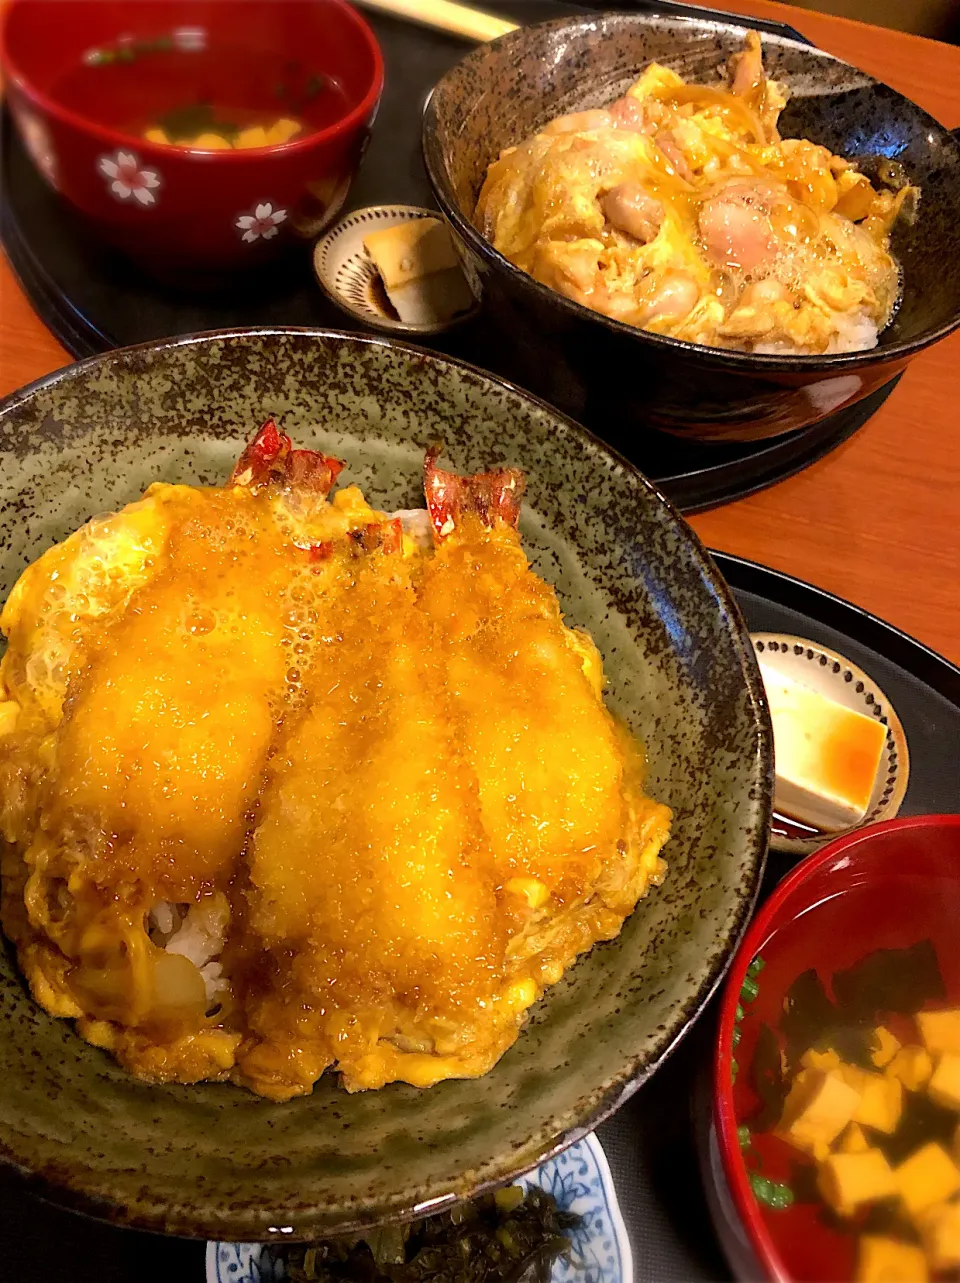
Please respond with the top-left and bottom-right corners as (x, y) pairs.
(1, 0), (959, 664)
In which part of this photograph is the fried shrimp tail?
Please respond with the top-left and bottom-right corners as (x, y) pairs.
(229, 418), (290, 486)
(423, 447), (526, 538)
(230, 420), (344, 506)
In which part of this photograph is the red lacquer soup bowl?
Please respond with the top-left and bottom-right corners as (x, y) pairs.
(713, 815), (960, 1282)
(0, 0), (383, 276)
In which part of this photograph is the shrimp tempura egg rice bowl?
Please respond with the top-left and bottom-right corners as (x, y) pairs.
(0, 424), (671, 1100)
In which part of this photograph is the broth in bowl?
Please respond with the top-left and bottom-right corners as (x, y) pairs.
(50, 35), (351, 151)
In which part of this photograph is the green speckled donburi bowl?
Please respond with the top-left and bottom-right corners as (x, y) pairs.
(0, 328), (771, 1241)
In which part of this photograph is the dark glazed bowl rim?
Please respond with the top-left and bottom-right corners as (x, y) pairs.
(422, 11), (960, 373)
(0, 0), (385, 161)
(0, 326), (772, 1237)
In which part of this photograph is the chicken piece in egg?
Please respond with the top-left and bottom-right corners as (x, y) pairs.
(475, 31), (917, 354)
(0, 423), (671, 1098)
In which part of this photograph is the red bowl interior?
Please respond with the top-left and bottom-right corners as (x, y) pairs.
(714, 815), (960, 1283)
(0, 0), (382, 154)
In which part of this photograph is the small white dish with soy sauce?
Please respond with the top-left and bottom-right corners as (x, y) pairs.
(751, 633), (909, 857)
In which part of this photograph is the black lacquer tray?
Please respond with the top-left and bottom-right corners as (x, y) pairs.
(0, 0), (901, 515)
(2, 552), (957, 1283)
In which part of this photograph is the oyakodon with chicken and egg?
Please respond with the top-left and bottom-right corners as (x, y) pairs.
(476, 32), (917, 355)
(0, 423), (670, 1101)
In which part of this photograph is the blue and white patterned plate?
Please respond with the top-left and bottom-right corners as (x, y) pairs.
(206, 1131), (631, 1283)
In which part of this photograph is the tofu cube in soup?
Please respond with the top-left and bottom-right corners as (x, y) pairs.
(856, 1236), (928, 1283)
(776, 1068), (861, 1158)
(895, 1143), (960, 1217)
(918, 1201), (960, 1272)
(817, 1149), (897, 1216)
(839, 1123), (871, 1154)
(886, 1045), (933, 1091)
(918, 1010), (960, 1057)
(870, 1025), (901, 1069)
(927, 1053), (960, 1110)
(836, 1065), (903, 1134)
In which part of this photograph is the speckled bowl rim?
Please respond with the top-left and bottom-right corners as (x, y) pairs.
(421, 11), (960, 374)
(0, 325), (772, 1235)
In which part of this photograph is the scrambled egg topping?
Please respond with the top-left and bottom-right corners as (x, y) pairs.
(0, 425), (670, 1099)
(476, 32), (918, 354)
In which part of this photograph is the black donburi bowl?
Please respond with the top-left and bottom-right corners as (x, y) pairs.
(422, 10), (960, 444)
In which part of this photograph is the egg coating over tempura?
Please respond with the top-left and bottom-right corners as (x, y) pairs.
(0, 424), (670, 1098)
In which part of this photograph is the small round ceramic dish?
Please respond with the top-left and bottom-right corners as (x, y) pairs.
(752, 633), (909, 857)
(206, 1132), (631, 1283)
(312, 203), (479, 335)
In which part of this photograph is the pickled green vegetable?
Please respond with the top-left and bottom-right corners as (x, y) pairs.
(276, 1186), (581, 1283)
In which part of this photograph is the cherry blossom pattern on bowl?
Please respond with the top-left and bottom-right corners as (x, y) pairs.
(235, 202), (289, 244)
(205, 1131), (632, 1283)
(97, 149), (161, 206)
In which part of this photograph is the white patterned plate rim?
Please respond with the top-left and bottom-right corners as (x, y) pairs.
(206, 1131), (631, 1283)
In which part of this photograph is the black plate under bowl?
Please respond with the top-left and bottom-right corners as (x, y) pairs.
(0, 0), (901, 513)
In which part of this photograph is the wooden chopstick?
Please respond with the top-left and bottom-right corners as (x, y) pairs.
(353, 0), (518, 43)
